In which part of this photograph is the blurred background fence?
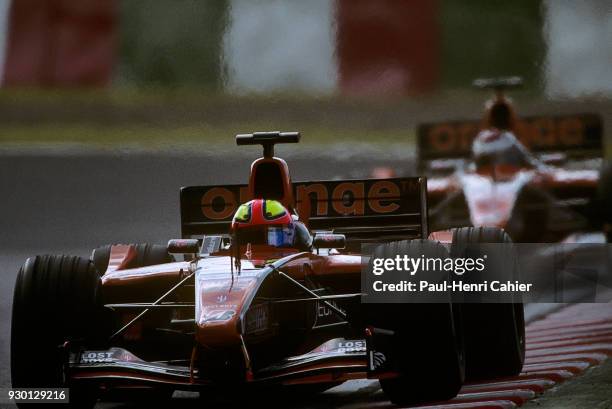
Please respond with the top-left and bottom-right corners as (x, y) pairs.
(0, 0), (610, 152)
(1, 0), (609, 97)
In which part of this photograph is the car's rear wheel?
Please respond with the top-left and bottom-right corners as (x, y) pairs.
(508, 186), (551, 242)
(598, 161), (612, 242)
(370, 240), (465, 405)
(452, 227), (525, 380)
(11, 255), (102, 408)
(91, 243), (174, 275)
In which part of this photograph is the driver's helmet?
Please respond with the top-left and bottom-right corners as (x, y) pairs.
(231, 199), (312, 251)
(472, 129), (531, 170)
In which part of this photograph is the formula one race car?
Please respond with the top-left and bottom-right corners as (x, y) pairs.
(11, 132), (525, 407)
(418, 77), (612, 243)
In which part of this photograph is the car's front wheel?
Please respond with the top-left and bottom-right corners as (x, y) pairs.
(369, 239), (465, 405)
(11, 255), (102, 408)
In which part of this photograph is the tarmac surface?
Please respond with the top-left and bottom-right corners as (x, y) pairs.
(0, 150), (609, 408)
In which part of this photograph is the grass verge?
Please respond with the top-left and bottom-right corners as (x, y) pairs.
(0, 124), (416, 149)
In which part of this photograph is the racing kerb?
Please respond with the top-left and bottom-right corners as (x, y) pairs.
(401, 302), (612, 409)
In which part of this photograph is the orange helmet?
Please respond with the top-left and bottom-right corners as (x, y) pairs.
(231, 199), (303, 248)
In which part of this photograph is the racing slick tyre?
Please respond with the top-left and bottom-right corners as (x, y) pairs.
(451, 227), (525, 380)
(598, 161), (612, 242)
(11, 255), (102, 408)
(370, 240), (465, 406)
(91, 243), (174, 275)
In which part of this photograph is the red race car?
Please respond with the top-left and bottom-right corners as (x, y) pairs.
(419, 77), (611, 243)
(12, 132), (524, 407)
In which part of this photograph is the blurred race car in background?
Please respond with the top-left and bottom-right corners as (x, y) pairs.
(11, 132), (525, 407)
(418, 77), (612, 243)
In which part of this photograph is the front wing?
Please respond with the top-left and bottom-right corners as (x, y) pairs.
(68, 338), (392, 389)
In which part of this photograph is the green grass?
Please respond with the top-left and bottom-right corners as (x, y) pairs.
(0, 88), (607, 156)
(0, 89), (420, 149)
(0, 124), (415, 149)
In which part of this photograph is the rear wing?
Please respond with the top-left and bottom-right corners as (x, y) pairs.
(180, 178), (428, 246)
(417, 113), (603, 172)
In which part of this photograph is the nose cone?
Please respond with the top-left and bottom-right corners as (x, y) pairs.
(194, 256), (261, 347)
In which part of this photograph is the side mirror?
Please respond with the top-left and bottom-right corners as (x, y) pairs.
(167, 239), (200, 255)
(313, 233), (346, 249)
